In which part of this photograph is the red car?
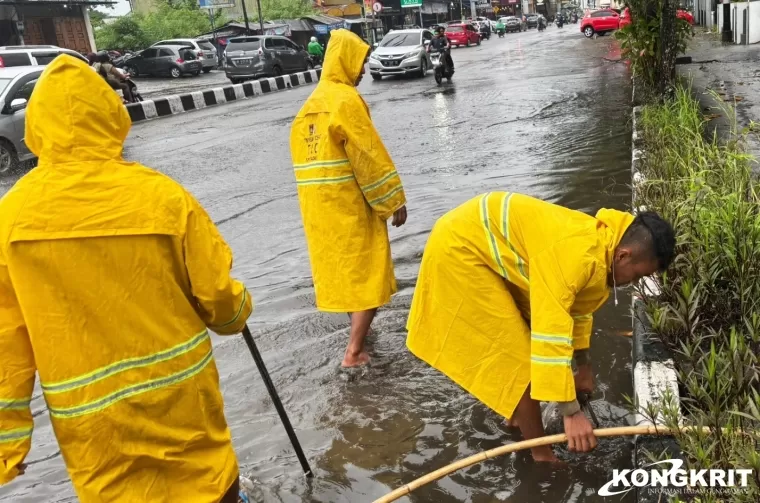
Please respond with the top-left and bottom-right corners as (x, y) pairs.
(618, 7), (694, 29)
(581, 9), (621, 38)
(445, 23), (481, 47)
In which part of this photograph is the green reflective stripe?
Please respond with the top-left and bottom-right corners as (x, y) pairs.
(211, 289), (248, 329)
(573, 313), (593, 321)
(531, 355), (573, 366)
(41, 330), (209, 395)
(531, 332), (573, 345)
(49, 350), (214, 419)
(0, 427), (32, 444)
(501, 192), (528, 281)
(481, 193), (507, 279)
(0, 398), (32, 411)
(369, 185), (404, 206)
(293, 159), (350, 170)
(296, 175), (355, 186)
(361, 171), (399, 193)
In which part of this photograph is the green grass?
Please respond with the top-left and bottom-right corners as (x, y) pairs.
(636, 84), (760, 501)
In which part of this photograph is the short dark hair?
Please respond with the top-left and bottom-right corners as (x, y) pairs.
(619, 211), (676, 271)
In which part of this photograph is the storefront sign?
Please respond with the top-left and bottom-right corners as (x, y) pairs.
(400, 0), (422, 7)
(198, 0), (235, 9)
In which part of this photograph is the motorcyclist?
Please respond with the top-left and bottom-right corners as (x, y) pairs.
(429, 26), (453, 71)
(495, 18), (505, 34)
(307, 36), (324, 64)
(92, 51), (134, 104)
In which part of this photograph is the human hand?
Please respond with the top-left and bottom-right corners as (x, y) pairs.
(563, 411), (597, 452)
(574, 364), (594, 394)
(392, 206), (407, 227)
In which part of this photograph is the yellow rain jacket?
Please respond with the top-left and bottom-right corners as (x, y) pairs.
(290, 29), (406, 312)
(0, 55), (252, 502)
(407, 192), (633, 419)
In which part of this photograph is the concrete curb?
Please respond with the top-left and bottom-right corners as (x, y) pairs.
(630, 105), (684, 503)
(126, 68), (322, 123)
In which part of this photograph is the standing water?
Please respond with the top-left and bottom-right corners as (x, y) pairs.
(1, 30), (635, 502)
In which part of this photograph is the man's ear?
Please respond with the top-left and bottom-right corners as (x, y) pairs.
(616, 247), (632, 263)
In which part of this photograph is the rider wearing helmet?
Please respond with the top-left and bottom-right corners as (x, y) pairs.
(429, 26), (454, 71)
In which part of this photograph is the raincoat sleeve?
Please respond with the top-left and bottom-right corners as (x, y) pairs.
(0, 259), (35, 485)
(528, 239), (597, 405)
(183, 194), (253, 335)
(572, 313), (593, 351)
(336, 96), (406, 221)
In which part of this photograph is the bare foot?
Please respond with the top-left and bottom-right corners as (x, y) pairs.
(341, 350), (370, 368)
(531, 449), (564, 465)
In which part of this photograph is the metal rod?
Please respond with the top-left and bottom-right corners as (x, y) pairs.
(255, 0), (265, 33)
(241, 325), (313, 477)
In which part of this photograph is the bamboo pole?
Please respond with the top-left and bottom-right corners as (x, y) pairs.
(373, 425), (698, 503)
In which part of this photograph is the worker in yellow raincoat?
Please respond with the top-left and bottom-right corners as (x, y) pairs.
(0, 55), (252, 502)
(290, 29), (407, 368)
(407, 192), (674, 461)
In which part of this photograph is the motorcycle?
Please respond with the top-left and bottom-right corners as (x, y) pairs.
(429, 50), (453, 85)
(497, 28), (505, 37)
(538, 21), (546, 32)
(308, 54), (323, 69)
(556, 17), (564, 28)
(124, 78), (143, 103)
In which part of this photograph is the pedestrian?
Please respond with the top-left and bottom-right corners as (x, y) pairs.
(0, 55), (253, 502)
(407, 192), (675, 461)
(289, 29), (408, 368)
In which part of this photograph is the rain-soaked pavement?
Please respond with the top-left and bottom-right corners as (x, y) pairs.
(1, 26), (636, 503)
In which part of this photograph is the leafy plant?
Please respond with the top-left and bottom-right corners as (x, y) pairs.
(635, 85), (760, 501)
(615, 1), (692, 99)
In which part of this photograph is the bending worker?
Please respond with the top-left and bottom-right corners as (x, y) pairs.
(407, 192), (674, 461)
(0, 55), (252, 502)
(290, 29), (407, 368)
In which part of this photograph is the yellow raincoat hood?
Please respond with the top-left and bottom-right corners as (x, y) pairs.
(25, 54), (130, 163)
(321, 29), (369, 87)
(595, 208), (635, 269)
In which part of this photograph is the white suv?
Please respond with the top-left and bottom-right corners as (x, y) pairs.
(150, 39), (218, 72)
(0, 45), (89, 68)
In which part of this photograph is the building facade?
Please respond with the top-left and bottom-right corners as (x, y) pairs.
(0, 0), (110, 52)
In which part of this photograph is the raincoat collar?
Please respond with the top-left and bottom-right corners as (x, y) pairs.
(25, 54), (131, 165)
(321, 29), (370, 87)
(595, 208), (634, 272)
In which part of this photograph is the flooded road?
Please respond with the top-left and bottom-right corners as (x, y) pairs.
(0, 26), (635, 502)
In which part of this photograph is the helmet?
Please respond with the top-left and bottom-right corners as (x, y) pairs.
(96, 50), (111, 63)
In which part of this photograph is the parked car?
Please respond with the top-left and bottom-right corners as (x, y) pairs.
(525, 14), (540, 29)
(500, 16), (526, 33)
(0, 45), (88, 68)
(369, 29), (433, 80)
(151, 38), (218, 73)
(445, 23), (481, 47)
(0, 66), (42, 174)
(224, 36), (313, 84)
(580, 8), (621, 38)
(122, 46), (202, 78)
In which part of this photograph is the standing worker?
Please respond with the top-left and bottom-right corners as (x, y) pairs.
(0, 55), (252, 502)
(407, 192), (674, 461)
(290, 29), (408, 368)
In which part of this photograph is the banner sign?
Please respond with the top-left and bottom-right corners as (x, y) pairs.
(400, 0), (422, 7)
(198, 0), (235, 9)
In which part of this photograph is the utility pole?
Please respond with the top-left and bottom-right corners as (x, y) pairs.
(241, 0), (251, 32)
(470, 0), (477, 20)
(255, 0), (265, 32)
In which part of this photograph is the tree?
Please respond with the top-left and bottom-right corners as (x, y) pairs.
(95, 15), (150, 51)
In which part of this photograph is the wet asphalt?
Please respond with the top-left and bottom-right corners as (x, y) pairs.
(1, 25), (638, 503)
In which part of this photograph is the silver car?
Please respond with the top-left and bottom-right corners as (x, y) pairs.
(151, 38), (218, 72)
(224, 36), (313, 84)
(369, 29), (433, 81)
(0, 67), (42, 174)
